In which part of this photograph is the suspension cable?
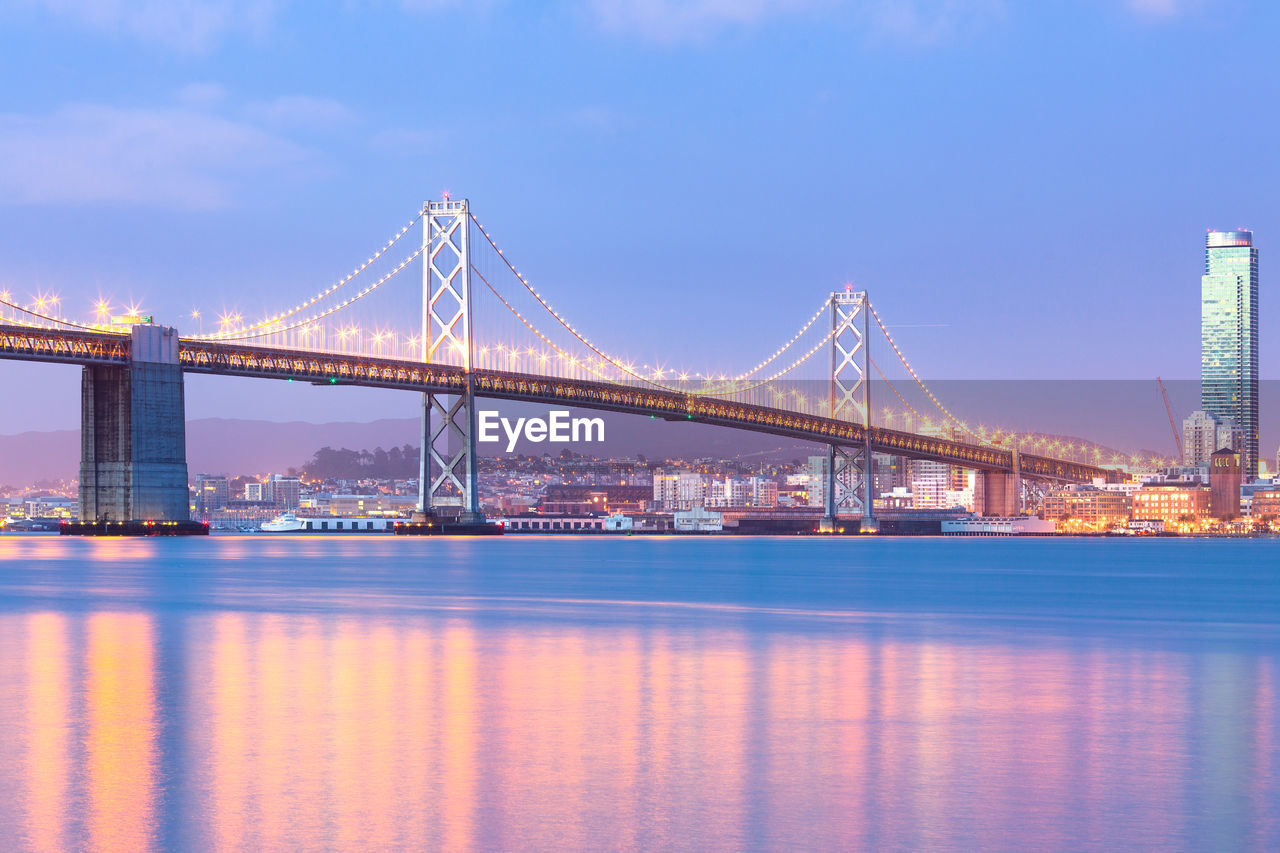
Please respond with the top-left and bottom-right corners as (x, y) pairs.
(470, 213), (836, 390)
(866, 301), (992, 446)
(0, 295), (119, 333)
(194, 211), (425, 340)
(869, 355), (928, 424)
(210, 243), (427, 341)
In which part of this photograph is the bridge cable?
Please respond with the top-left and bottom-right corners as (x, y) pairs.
(865, 301), (994, 447)
(0, 296), (121, 333)
(193, 211), (425, 341)
(469, 213), (838, 392)
(205, 242), (429, 342)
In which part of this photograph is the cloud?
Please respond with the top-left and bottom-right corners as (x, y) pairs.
(18, 0), (280, 51)
(588, 0), (826, 41)
(586, 0), (1004, 44)
(246, 95), (355, 128)
(0, 103), (313, 209)
(1125, 0), (1201, 17)
(176, 82), (230, 107)
(866, 0), (1005, 44)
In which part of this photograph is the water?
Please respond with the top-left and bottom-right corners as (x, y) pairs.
(0, 535), (1276, 852)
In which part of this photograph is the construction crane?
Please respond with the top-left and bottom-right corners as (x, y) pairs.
(1156, 377), (1183, 461)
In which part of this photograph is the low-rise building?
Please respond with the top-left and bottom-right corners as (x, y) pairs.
(499, 514), (606, 532)
(602, 513), (633, 531)
(674, 506), (722, 532)
(1132, 482), (1211, 528)
(1209, 449), (1241, 519)
(328, 494), (418, 516)
(1042, 485), (1131, 530)
(1251, 489), (1280, 522)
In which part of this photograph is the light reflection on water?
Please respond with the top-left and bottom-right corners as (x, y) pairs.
(0, 536), (1276, 851)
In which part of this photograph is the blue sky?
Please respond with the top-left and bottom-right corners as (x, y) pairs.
(1, 0), (1277, 432)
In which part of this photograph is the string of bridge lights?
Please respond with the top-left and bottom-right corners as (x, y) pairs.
(469, 213), (843, 393)
(473, 250), (842, 399)
(0, 291), (116, 333)
(200, 243), (428, 342)
(866, 301), (995, 447)
(194, 212), (424, 341)
(470, 264), (626, 384)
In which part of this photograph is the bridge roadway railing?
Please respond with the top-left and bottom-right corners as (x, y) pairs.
(0, 324), (129, 365)
(177, 339), (1116, 483)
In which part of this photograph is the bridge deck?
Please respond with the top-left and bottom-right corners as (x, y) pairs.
(0, 325), (1117, 483)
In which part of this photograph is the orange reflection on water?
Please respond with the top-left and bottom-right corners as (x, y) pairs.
(24, 613), (69, 853)
(1, 606), (1258, 851)
(86, 612), (156, 853)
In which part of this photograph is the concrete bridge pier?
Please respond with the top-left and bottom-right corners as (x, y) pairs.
(79, 325), (190, 523)
(980, 470), (1022, 518)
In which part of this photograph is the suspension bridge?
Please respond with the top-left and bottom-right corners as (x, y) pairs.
(0, 197), (1118, 531)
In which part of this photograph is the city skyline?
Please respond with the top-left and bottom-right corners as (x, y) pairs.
(2, 2), (1279, 435)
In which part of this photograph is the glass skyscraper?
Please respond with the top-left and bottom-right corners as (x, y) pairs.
(1201, 229), (1259, 479)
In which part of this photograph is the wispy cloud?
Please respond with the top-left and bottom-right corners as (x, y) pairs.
(246, 95), (355, 128)
(585, 0), (1005, 43)
(17, 0), (280, 51)
(866, 0), (1005, 44)
(588, 0), (827, 41)
(1125, 0), (1202, 18)
(0, 103), (313, 209)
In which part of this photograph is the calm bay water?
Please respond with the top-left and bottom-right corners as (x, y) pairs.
(0, 535), (1276, 852)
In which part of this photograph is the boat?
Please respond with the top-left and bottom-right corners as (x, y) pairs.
(261, 513), (306, 532)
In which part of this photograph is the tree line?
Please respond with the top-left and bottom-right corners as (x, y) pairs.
(303, 445), (420, 480)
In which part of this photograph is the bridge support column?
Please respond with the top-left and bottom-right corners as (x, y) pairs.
(820, 288), (876, 533)
(416, 196), (485, 526)
(79, 325), (190, 522)
(980, 470), (1021, 518)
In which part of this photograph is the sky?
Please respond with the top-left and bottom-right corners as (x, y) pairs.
(1, 0), (1277, 434)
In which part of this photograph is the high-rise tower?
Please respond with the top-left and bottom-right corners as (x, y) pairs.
(1201, 229), (1259, 479)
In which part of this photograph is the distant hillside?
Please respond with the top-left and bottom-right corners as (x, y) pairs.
(0, 410), (815, 487)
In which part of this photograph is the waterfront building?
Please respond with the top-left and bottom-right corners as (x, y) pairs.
(498, 514), (607, 532)
(1182, 409), (1236, 467)
(707, 477), (751, 508)
(1252, 489), (1280, 522)
(1209, 449), (1242, 519)
(1132, 482), (1211, 527)
(244, 482), (265, 502)
(267, 474), (301, 509)
(750, 477), (778, 508)
(327, 494), (418, 516)
(602, 513), (634, 531)
(1201, 229), (1259, 478)
(674, 505), (723, 532)
(195, 474), (230, 514)
(806, 455), (827, 507)
(943, 467), (982, 512)
(653, 469), (707, 510)
(541, 484), (651, 514)
(1042, 484), (1132, 530)
(909, 458), (950, 509)
(876, 486), (914, 511)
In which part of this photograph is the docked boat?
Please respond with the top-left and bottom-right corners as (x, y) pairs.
(260, 513), (401, 533)
(261, 513), (306, 532)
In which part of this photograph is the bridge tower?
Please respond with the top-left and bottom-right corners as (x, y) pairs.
(79, 325), (190, 523)
(821, 289), (876, 533)
(417, 197), (485, 524)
